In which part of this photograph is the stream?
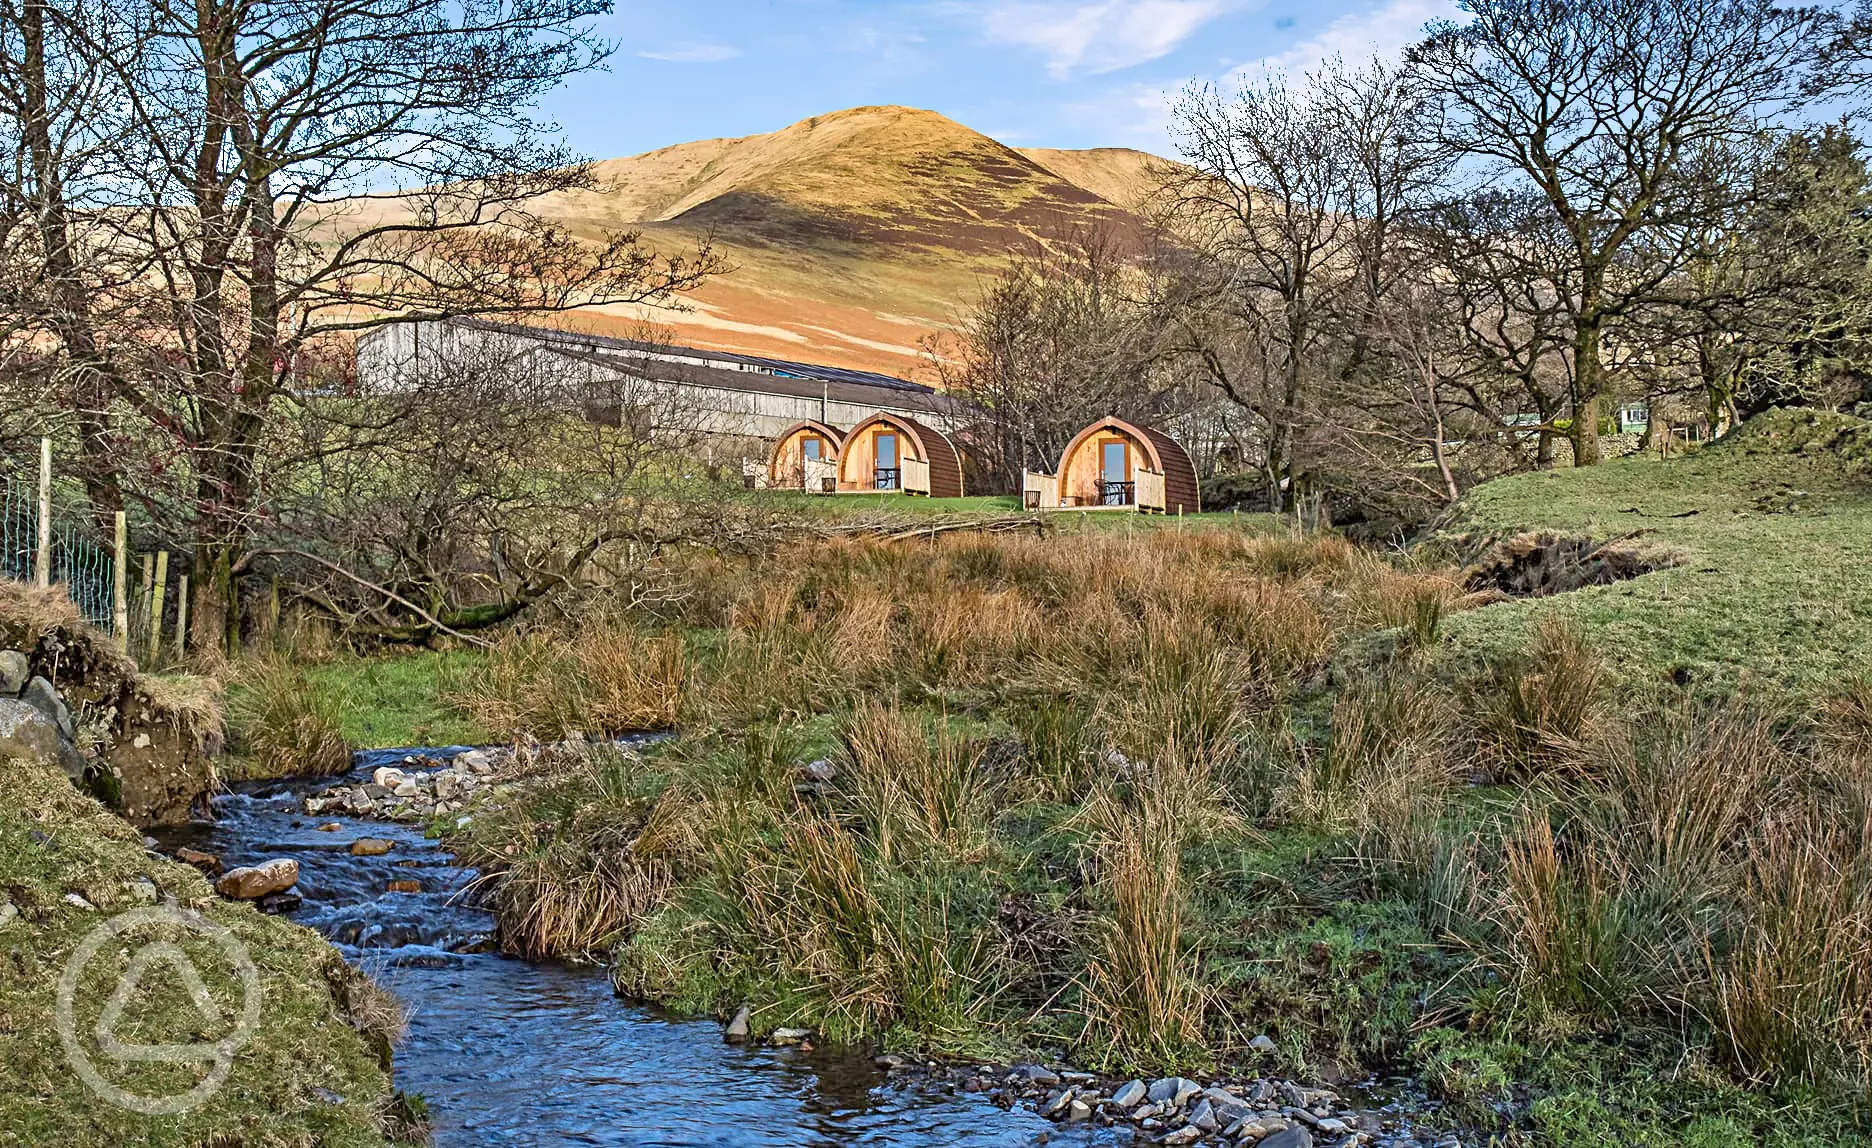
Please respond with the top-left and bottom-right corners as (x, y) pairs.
(164, 748), (1131, 1147)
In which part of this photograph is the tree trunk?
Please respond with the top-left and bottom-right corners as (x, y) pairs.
(1570, 314), (1604, 466)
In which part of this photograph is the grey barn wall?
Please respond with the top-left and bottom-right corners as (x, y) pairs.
(355, 319), (963, 451)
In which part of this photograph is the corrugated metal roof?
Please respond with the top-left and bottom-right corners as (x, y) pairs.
(542, 345), (959, 415)
(444, 316), (936, 394)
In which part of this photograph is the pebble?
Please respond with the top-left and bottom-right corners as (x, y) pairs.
(63, 892), (96, 911)
(0, 901), (16, 928)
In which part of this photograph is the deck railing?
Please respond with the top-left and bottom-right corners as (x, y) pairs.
(804, 456), (837, 493)
(873, 466), (901, 491)
(1136, 468), (1167, 512)
(900, 456), (932, 495)
(1022, 470), (1058, 510)
(1099, 480), (1135, 507)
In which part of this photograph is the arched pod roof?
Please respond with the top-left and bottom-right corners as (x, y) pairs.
(767, 419), (847, 473)
(840, 412), (966, 498)
(1056, 416), (1200, 513)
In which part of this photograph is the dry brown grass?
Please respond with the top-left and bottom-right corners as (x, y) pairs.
(1470, 617), (1607, 781)
(460, 623), (686, 738)
(227, 657), (349, 778)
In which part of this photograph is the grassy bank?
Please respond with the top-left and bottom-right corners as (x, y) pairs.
(0, 754), (416, 1146)
(405, 497), (1872, 1145)
(1434, 408), (1872, 698)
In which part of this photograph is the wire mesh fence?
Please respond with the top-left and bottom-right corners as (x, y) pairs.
(1, 473), (118, 631)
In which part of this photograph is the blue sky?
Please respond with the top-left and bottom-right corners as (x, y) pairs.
(541, 0), (1459, 159)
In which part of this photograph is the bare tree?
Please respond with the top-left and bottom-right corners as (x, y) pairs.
(0, 0), (723, 648)
(1412, 0), (1833, 464)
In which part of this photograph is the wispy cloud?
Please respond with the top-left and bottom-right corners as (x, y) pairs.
(975, 0), (1241, 79)
(1242, 0), (1457, 79)
(637, 43), (742, 64)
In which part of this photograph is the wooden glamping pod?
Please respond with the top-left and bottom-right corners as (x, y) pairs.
(1025, 416), (1200, 513)
(835, 412), (965, 497)
(767, 419), (845, 492)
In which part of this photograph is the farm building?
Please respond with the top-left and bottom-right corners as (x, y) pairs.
(767, 419), (845, 491)
(354, 316), (962, 442)
(1023, 417), (1200, 513)
(833, 413), (965, 497)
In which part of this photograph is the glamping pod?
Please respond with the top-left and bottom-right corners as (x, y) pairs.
(768, 419), (845, 492)
(836, 413), (965, 497)
(1030, 417), (1200, 513)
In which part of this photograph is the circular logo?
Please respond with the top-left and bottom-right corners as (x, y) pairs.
(56, 903), (264, 1115)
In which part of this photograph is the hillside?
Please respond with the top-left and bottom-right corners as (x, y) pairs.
(1432, 408), (1872, 699)
(503, 106), (1169, 376)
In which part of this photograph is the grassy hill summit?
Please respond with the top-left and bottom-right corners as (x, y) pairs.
(517, 106), (1172, 375)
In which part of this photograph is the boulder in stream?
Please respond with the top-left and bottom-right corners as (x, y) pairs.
(216, 857), (299, 899)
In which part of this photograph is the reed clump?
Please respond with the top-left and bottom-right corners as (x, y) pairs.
(227, 656), (349, 778)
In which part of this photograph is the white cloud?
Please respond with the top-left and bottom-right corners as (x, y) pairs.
(637, 43), (742, 64)
(1242, 0), (1457, 79)
(976, 0), (1241, 79)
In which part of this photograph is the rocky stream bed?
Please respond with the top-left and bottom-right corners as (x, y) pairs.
(161, 748), (1469, 1147)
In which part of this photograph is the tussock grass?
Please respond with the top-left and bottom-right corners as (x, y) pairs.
(226, 656), (350, 778)
(459, 624), (685, 737)
(447, 520), (1872, 1137)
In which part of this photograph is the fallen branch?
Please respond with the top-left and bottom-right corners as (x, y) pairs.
(248, 548), (495, 648)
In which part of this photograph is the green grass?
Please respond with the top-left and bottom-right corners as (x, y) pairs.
(1436, 409), (1872, 700)
(301, 651), (490, 749)
(0, 755), (413, 1147)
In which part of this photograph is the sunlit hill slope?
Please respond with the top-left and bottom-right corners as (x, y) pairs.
(516, 105), (1171, 377)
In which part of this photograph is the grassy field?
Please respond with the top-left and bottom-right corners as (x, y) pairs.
(0, 754), (415, 1147)
(1433, 408), (1872, 700)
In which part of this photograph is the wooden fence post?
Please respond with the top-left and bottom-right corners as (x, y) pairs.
(34, 437), (51, 588)
(174, 573), (189, 659)
(112, 512), (128, 645)
(148, 551), (169, 665)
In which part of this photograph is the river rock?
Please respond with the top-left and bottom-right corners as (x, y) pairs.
(1015, 1064), (1061, 1086)
(801, 758), (837, 782)
(1111, 1079), (1147, 1108)
(1066, 1097), (1093, 1122)
(1260, 1128), (1314, 1148)
(724, 1005), (751, 1040)
(1249, 1033), (1279, 1054)
(350, 837), (395, 856)
(258, 890), (303, 914)
(372, 766), (407, 789)
(1160, 1127), (1201, 1145)
(384, 879), (421, 894)
(0, 900), (16, 928)
(0, 697), (87, 781)
(0, 650), (27, 695)
(1148, 1077), (1201, 1106)
(175, 846), (222, 875)
(1203, 1088), (1253, 1124)
(768, 1027), (813, 1046)
(216, 857), (299, 899)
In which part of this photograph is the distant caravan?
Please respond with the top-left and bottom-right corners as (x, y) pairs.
(1023, 417), (1199, 514)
